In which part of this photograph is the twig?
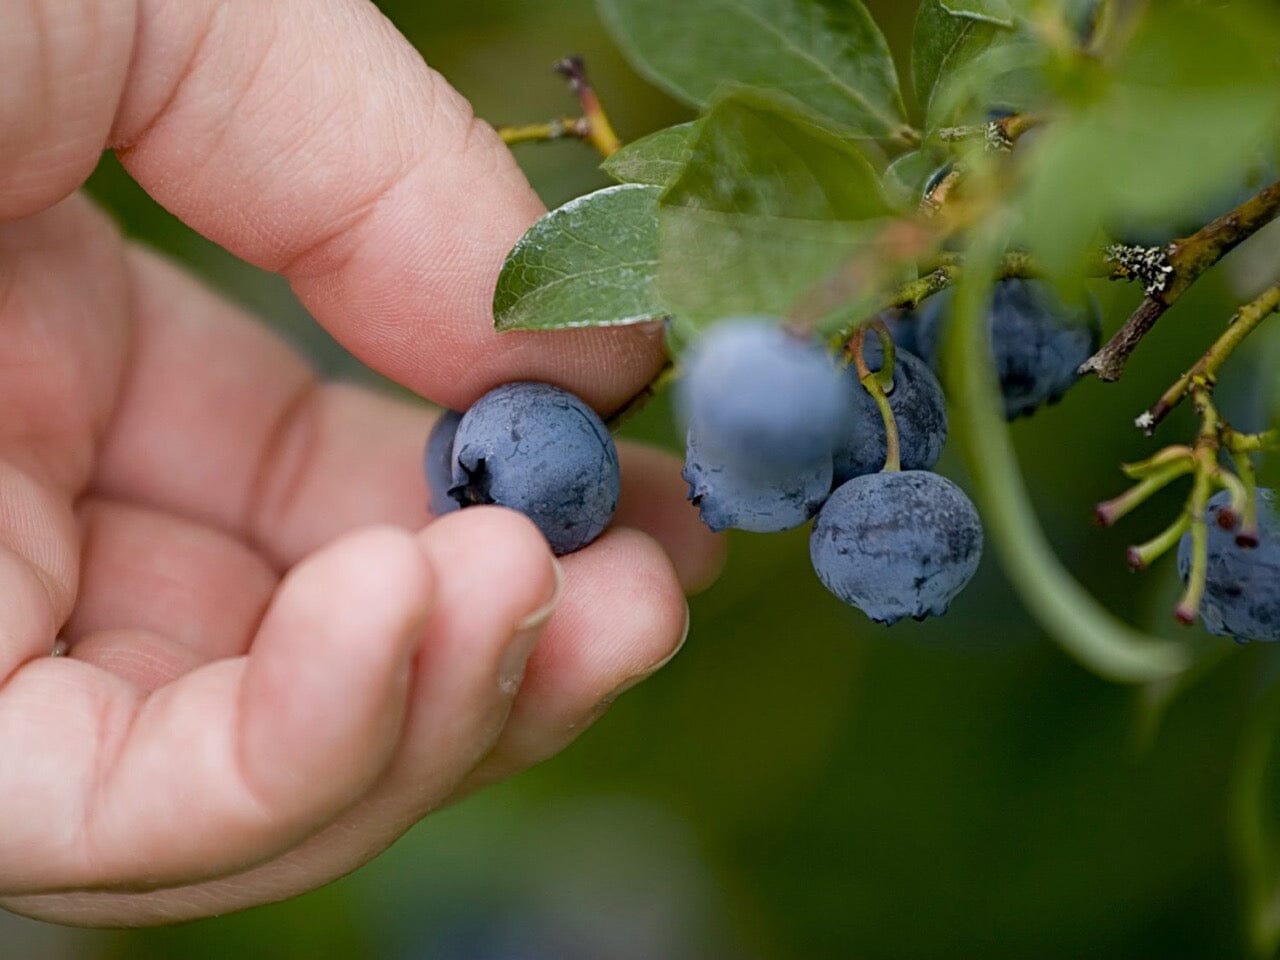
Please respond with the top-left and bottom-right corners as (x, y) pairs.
(553, 56), (621, 158)
(499, 117), (590, 147)
(1081, 179), (1280, 382)
(496, 56), (622, 159)
(937, 113), (1043, 153)
(1139, 283), (1280, 434)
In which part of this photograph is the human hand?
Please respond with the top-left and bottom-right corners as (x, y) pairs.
(0, 0), (723, 926)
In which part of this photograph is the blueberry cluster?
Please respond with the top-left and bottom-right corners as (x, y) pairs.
(1178, 488), (1280, 643)
(678, 318), (982, 625)
(425, 382), (620, 556)
(420, 291), (1102, 622)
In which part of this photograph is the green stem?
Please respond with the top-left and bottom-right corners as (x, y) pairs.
(1142, 283), (1280, 431)
(1095, 459), (1194, 527)
(1122, 445), (1194, 480)
(850, 332), (901, 473)
(948, 223), (1189, 682)
(1174, 466), (1211, 625)
(1126, 513), (1190, 572)
(498, 117), (589, 147)
(1232, 450), (1261, 547)
(1174, 392), (1221, 624)
(1230, 429), (1280, 455)
(869, 318), (896, 393)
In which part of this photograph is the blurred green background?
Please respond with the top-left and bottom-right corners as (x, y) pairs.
(8, 1), (1280, 957)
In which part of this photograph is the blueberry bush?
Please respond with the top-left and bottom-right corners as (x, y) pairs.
(420, 2), (1280, 951)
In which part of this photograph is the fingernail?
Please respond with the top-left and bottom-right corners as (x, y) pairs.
(599, 600), (691, 707)
(498, 558), (564, 693)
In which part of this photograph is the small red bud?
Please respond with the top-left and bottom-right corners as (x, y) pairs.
(1125, 547), (1146, 571)
(1216, 507), (1240, 531)
(1174, 604), (1197, 626)
(1094, 504), (1116, 528)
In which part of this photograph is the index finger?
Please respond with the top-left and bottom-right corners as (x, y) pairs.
(1, 0), (664, 412)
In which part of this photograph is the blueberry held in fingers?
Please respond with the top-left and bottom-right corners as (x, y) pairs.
(449, 382), (620, 555)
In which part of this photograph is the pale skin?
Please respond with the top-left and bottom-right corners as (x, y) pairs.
(0, 0), (725, 926)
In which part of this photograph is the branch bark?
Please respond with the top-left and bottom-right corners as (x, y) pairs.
(1081, 178), (1280, 382)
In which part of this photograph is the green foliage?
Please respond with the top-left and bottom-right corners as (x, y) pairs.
(925, 28), (1045, 131)
(883, 148), (943, 210)
(656, 87), (889, 335)
(601, 122), (697, 188)
(912, 0), (1002, 120)
(1018, 2), (1280, 287)
(493, 184), (664, 332)
(494, 0), (1280, 696)
(596, 0), (908, 139)
(936, 0), (1015, 28)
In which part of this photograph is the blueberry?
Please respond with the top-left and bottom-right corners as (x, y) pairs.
(913, 279), (1101, 420)
(810, 471), (983, 624)
(449, 382), (620, 555)
(1177, 488), (1280, 642)
(682, 423), (831, 533)
(833, 336), (948, 484)
(424, 409), (463, 517)
(677, 319), (846, 472)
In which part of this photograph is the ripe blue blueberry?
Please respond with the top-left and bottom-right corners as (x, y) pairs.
(677, 319), (846, 472)
(682, 423), (831, 533)
(833, 336), (948, 484)
(810, 470), (983, 624)
(448, 382), (620, 556)
(1177, 488), (1280, 642)
(424, 409), (463, 517)
(913, 279), (1101, 420)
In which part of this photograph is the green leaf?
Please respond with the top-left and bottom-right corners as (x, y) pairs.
(601, 122), (697, 188)
(945, 227), (1191, 682)
(1018, 3), (1280, 287)
(924, 26), (1045, 132)
(493, 185), (664, 332)
(913, 0), (1022, 125)
(938, 0), (1015, 27)
(915, 0), (1102, 127)
(883, 148), (944, 210)
(597, 0), (908, 140)
(661, 89), (891, 219)
(657, 87), (890, 334)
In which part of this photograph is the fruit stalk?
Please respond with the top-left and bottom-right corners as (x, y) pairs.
(849, 331), (901, 473)
(1173, 388), (1224, 624)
